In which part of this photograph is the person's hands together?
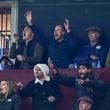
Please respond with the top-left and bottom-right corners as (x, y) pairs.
(17, 55), (26, 61)
(76, 79), (85, 85)
(90, 54), (98, 60)
(48, 96), (56, 102)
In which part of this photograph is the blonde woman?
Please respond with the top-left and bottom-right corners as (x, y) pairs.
(0, 80), (21, 110)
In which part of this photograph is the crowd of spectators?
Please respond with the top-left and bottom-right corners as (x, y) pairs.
(0, 10), (110, 110)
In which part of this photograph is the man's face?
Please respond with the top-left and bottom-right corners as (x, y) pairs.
(88, 31), (100, 42)
(78, 66), (91, 77)
(33, 66), (44, 80)
(22, 26), (33, 41)
(79, 100), (91, 110)
(54, 25), (65, 41)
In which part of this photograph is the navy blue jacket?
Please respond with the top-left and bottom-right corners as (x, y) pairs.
(75, 43), (108, 67)
(19, 79), (63, 110)
(49, 32), (76, 68)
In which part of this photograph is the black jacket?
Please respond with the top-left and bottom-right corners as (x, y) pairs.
(0, 93), (21, 110)
(49, 32), (76, 68)
(19, 79), (63, 110)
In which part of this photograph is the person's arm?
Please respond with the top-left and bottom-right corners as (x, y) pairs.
(18, 81), (33, 98)
(9, 34), (19, 58)
(48, 57), (76, 88)
(47, 83), (63, 103)
(98, 45), (109, 67)
(84, 78), (106, 91)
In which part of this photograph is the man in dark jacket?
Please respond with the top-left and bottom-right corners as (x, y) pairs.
(24, 10), (49, 63)
(9, 26), (44, 69)
(48, 59), (104, 110)
(49, 19), (76, 68)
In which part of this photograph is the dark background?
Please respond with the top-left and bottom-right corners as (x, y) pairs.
(18, 0), (110, 46)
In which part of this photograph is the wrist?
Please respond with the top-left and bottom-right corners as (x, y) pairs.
(66, 29), (71, 33)
(28, 21), (33, 26)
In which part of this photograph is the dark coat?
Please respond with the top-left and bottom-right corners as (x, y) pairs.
(0, 93), (21, 110)
(49, 32), (76, 68)
(75, 43), (108, 67)
(19, 79), (63, 110)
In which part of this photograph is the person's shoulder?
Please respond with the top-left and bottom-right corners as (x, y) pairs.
(27, 79), (35, 85)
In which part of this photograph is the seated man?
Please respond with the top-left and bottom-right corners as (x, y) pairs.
(75, 26), (108, 68)
(9, 26), (44, 69)
(49, 19), (76, 68)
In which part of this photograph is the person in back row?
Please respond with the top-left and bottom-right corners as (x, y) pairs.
(75, 26), (108, 68)
(49, 19), (77, 68)
(25, 10), (77, 68)
(9, 25), (44, 69)
(76, 96), (93, 110)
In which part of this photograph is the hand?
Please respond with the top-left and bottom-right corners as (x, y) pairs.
(12, 33), (19, 43)
(48, 58), (58, 75)
(48, 57), (54, 69)
(15, 82), (24, 90)
(48, 96), (56, 102)
(64, 18), (70, 33)
(76, 79), (85, 85)
(90, 55), (98, 60)
(17, 55), (26, 61)
(24, 10), (33, 25)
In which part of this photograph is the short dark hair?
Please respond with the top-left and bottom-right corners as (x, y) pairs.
(79, 61), (92, 69)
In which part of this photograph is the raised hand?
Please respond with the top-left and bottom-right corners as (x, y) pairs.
(64, 18), (70, 33)
(24, 10), (33, 25)
(12, 33), (19, 43)
(48, 58), (58, 76)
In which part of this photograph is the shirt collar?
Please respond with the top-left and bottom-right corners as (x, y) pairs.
(35, 76), (50, 85)
(35, 78), (44, 85)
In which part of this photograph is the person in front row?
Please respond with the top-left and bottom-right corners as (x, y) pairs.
(17, 64), (63, 110)
(0, 80), (21, 110)
(48, 60), (104, 110)
(76, 96), (93, 110)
